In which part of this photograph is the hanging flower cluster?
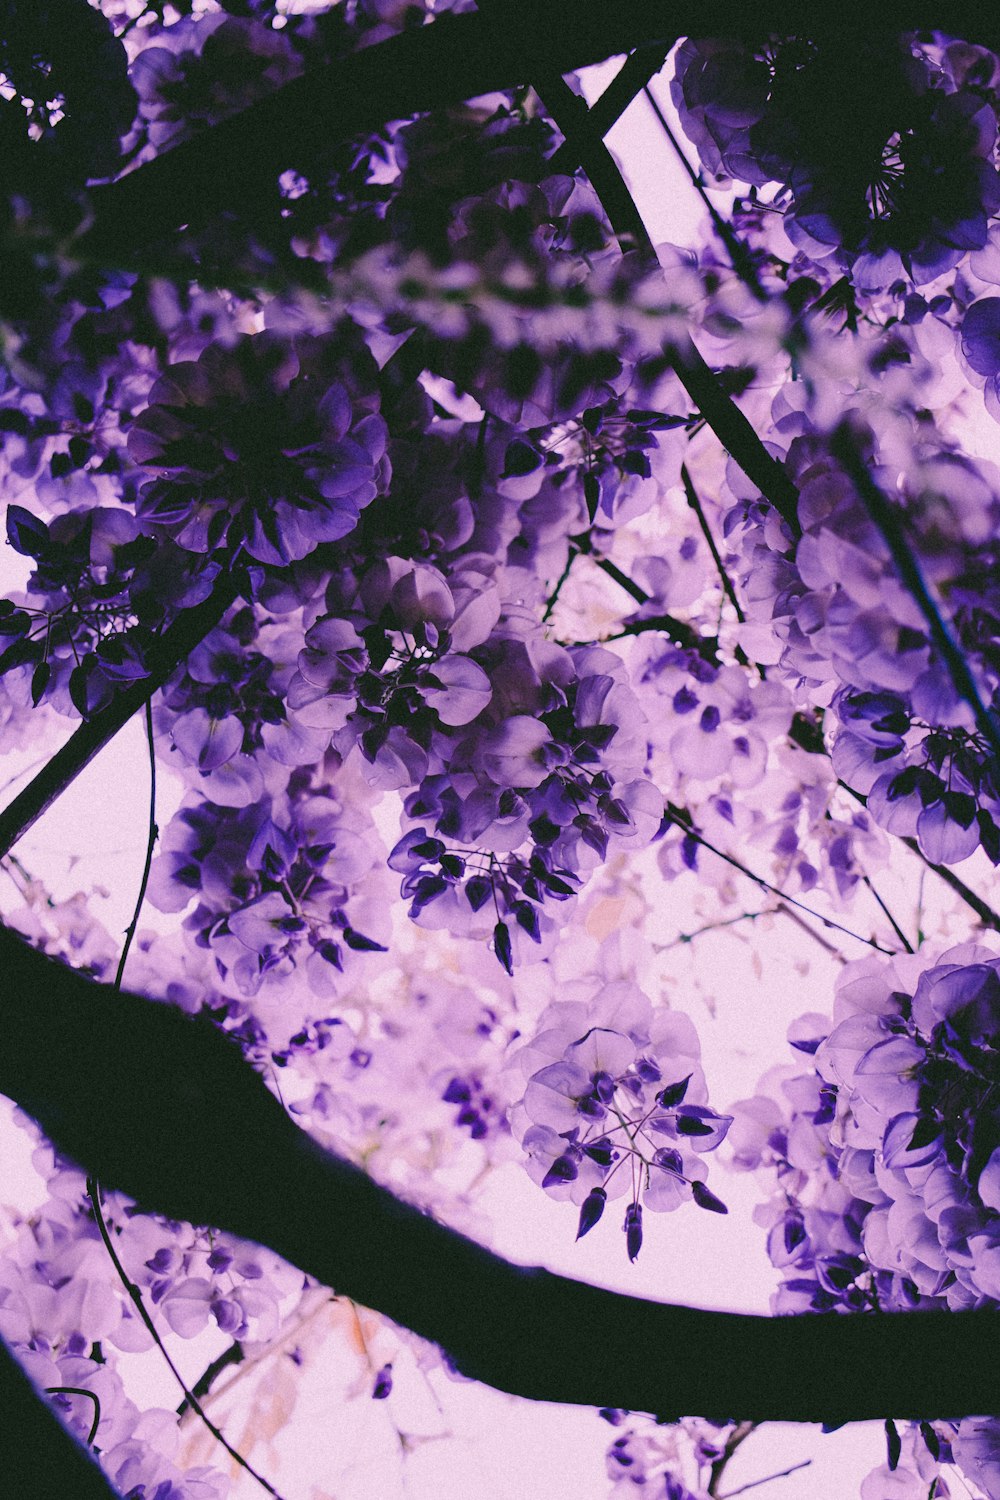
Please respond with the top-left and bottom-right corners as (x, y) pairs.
(731, 942), (1000, 1498)
(509, 985), (731, 1260)
(672, 33), (1000, 288)
(128, 329), (390, 566)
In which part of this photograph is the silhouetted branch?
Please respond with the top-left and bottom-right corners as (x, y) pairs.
(0, 1335), (119, 1498)
(0, 921), (997, 1426)
(81, 3), (1000, 259)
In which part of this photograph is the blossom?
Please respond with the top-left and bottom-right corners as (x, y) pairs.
(508, 988), (729, 1257)
(129, 331), (389, 566)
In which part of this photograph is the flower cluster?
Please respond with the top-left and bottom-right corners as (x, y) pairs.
(509, 985), (731, 1259)
(128, 329), (389, 567)
(148, 765), (388, 999)
(726, 422), (1000, 865)
(388, 635), (661, 968)
(672, 33), (1000, 288)
(732, 943), (1000, 1497)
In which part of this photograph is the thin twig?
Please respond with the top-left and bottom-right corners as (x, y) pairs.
(680, 464), (745, 623)
(663, 806), (898, 955)
(860, 874), (915, 955)
(88, 700), (280, 1493)
(643, 84), (766, 301)
(177, 1342), (245, 1418)
(86, 1180), (286, 1500)
(592, 553), (649, 606)
(709, 1421), (757, 1497)
(543, 548), (578, 622)
(773, 901), (846, 961)
(832, 425), (1000, 771)
(113, 700), (158, 992)
(902, 838), (1000, 933)
(719, 1457), (812, 1498)
(44, 1387), (102, 1447)
(659, 909), (770, 950)
(839, 779), (1000, 934)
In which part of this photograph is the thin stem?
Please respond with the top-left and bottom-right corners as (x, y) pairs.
(718, 1458), (812, 1498)
(543, 548), (578, 622)
(773, 900), (846, 961)
(642, 84), (766, 302)
(176, 1341), (245, 1418)
(832, 425), (1000, 771)
(861, 874), (915, 955)
(680, 464), (746, 623)
(838, 777), (1000, 933)
(592, 553), (649, 606)
(44, 1387), (102, 1447)
(663, 806), (898, 955)
(903, 838), (1000, 934)
(113, 700), (157, 992)
(709, 1420), (757, 1497)
(659, 909), (769, 949)
(85, 1179), (286, 1500)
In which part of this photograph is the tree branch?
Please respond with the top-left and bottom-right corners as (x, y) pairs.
(80, 2), (1000, 259)
(473, 1), (802, 534)
(0, 1335), (120, 1498)
(0, 922), (997, 1427)
(0, 572), (237, 860)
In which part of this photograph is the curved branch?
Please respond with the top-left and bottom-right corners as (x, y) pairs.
(0, 921), (997, 1427)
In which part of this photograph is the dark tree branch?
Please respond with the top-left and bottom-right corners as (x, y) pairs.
(545, 45), (671, 176)
(0, 921), (998, 1427)
(0, 573), (237, 860)
(81, 3), (1000, 258)
(474, 2), (802, 535)
(832, 425), (1000, 771)
(0, 1335), (120, 1498)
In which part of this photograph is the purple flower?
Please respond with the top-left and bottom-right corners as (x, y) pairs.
(129, 331), (389, 565)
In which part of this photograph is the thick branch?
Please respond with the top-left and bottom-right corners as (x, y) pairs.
(0, 922), (996, 1426)
(82, 4), (1000, 259)
(0, 1336), (120, 1498)
(0, 573), (237, 859)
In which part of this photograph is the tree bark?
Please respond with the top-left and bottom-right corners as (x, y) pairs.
(0, 922), (996, 1428)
